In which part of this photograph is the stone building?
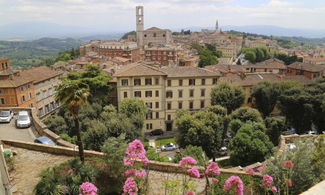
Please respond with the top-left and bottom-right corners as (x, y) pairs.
(20, 66), (63, 117)
(113, 63), (220, 132)
(287, 62), (325, 80)
(144, 45), (180, 66)
(243, 59), (287, 74)
(135, 6), (173, 48)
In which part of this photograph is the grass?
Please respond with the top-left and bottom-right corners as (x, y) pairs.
(155, 137), (176, 147)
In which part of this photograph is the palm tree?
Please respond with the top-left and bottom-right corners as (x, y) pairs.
(55, 79), (90, 162)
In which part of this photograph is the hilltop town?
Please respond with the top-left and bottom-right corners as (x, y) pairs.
(0, 5), (324, 195)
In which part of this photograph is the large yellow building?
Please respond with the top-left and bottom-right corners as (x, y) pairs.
(113, 63), (220, 132)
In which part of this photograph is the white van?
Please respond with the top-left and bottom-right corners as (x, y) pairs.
(16, 111), (31, 128)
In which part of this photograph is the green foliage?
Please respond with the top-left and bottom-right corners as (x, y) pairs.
(242, 46), (272, 63)
(229, 122), (273, 166)
(146, 147), (170, 162)
(265, 138), (324, 194)
(264, 117), (287, 146)
(59, 133), (77, 144)
(275, 53), (303, 65)
(44, 115), (68, 134)
(0, 38), (80, 67)
(206, 105), (227, 116)
(176, 110), (225, 159)
(211, 82), (245, 114)
(101, 134), (128, 193)
(251, 81), (280, 117)
(312, 135), (325, 177)
(155, 137), (176, 147)
(230, 107), (263, 124)
(173, 145), (208, 166)
(64, 65), (112, 103)
(34, 158), (98, 195)
(198, 48), (218, 67)
(120, 98), (148, 118)
(274, 37), (299, 48)
(121, 31), (136, 39)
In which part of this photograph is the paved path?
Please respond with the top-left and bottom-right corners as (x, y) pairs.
(0, 120), (35, 142)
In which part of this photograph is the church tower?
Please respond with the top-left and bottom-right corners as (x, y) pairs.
(215, 20), (219, 31)
(136, 6), (144, 48)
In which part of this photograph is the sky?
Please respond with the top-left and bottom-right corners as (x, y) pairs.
(0, 0), (324, 32)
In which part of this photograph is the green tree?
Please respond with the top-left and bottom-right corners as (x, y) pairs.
(199, 48), (218, 67)
(206, 105), (227, 116)
(230, 107), (263, 123)
(176, 110), (224, 160)
(244, 50), (256, 63)
(55, 80), (90, 162)
(211, 82), (245, 114)
(229, 122), (273, 166)
(43, 115), (68, 135)
(251, 81), (280, 117)
(264, 117), (287, 146)
(146, 147), (170, 162)
(173, 145), (208, 166)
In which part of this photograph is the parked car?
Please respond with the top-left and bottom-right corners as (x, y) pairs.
(16, 111), (31, 128)
(34, 136), (57, 146)
(150, 129), (164, 136)
(0, 109), (14, 123)
(307, 130), (317, 135)
(161, 143), (177, 151)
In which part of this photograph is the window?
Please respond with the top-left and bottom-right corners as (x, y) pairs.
(145, 78), (152, 85)
(200, 100), (205, 108)
(189, 89), (194, 97)
(155, 102), (159, 108)
(124, 92), (128, 98)
(36, 92), (41, 101)
(30, 103), (34, 108)
(134, 78), (141, 86)
(179, 80), (183, 86)
(189, 79), (195, 86)
(0, 98), (5, 104)
(156, 112), (159, 119)
(145, 91), (152, 97)
(21, 95), (26, 102)
(146, 102), (153, 109)
(167, 102), (172, 110)
(201, 89), (205, 97)
(213, 78), (218, 85)
(38, 107), (44, 116)
(166, 91), (173, 98)
(146, 112), (153, 120)
(155, 78), (159, 85)
(167, 114), (172, 121)
(155, 90), (159, 97)
(178, 90), (183, 98)
(201, 79), (206, 85)
(146, 123), (153, 130)
(121, 79), (128, 86)
(0, 89), (4, 94)
(134, 91), (141, 97)
(189, 101), (194, 110)
(29, 92), (33, 99)
(20, 87), (25, 92)
(167, 80), (172, 87)
(178, 101), (183, 109)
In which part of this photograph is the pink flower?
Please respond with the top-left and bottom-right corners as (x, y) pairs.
(186, 190), (195, 195)
(205, 162), (220, 175)
(212, 178), (219, 183)
(187, 168), (200, 178)
(79, 182), (97, 195)
(285, 179), (293, 187)
(262, 174), (273, 187)
(283, 160), (294, 169)
(271, 186), (277, 193)
(245, 168), (255, 176)
(179, 157), (197, 166)
(124, 139), (148, 166)
(224, 176), (244, 195)
(123, 177), (138, 195)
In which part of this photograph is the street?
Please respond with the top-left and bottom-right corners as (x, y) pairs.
(0, 120), (36, 142)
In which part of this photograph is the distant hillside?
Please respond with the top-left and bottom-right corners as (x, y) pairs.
(0, 37), (81, 67)
(79, 33), (124, 41)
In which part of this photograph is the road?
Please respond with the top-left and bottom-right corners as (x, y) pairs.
(0, 120), (36, 142)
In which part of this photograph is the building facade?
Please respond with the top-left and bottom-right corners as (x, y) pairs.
(114, 63), (220, 132)
(287, 62), (325, 80)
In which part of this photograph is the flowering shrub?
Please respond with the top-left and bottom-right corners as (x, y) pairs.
(224, 176), (244, 195)
(186, 190), (196, 195)
(79, 182), (97, 195)
(187, 168), (201, 178)
(123, 139), (149, 166)
(205, 162), (220, 175)
(283, 160), (294, 169)
(123, 177), (138, 195)
(245, 168), (255, 176)
(262, 174), (273, 187)
(179, 157), (197, 166)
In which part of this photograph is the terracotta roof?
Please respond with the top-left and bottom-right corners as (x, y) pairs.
(304, 57), (325, 62)
(161, 66), (220, 78)
(146, 27), (162, 31)
(204, 65), (243, 74)
(20, 66), (63, 84)
(288, 62), (325, 72)
(244, 59), (286, 69)
(219, 73), (311, 87)
(113, 57), (130, 63)
(0, 75), (34, 88)
(113, 63), (167, 77)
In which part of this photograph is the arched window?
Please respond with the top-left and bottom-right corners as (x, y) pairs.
(153, 33), (156, 37)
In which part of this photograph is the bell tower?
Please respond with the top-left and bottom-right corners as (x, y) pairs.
(136, 6), (144, 48)
(215, 20), (219, 31)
